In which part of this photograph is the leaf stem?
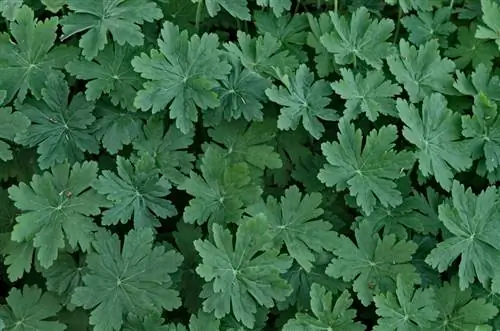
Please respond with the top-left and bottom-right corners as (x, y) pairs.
(393, 7), (402, 44)
(195, 0), (203, 33)
(334, 0), (338, 13)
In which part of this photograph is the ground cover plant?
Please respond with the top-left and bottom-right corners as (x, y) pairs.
(0, 0), (500, 330)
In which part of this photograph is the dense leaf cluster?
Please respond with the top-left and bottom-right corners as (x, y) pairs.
(1, 0), (500, 330)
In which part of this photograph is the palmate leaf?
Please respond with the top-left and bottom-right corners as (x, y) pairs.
(283, 284), (365, 331)
(256, 0), (291, 17)
(246, 186), (338, 272)
(65, 43), (143, 111)
(191, 0), (250, 20)
(373, 274), (439, 331)
(326, 221), (419, 306)
(132, 21), (231, 133)
(71, 228), (183, 331)
(318, 119), (414, 215)
(0, 0), (22, 20)
(266, 64), (339, 139)
(93, 156), (177, 229)
(425, 181), (500, 290)
(0, 101), (29, 161)
(15, 73), (99, 170)
(60, 0), (163, 59)
(397, 93), (472, 191)
(476, 0), (500, 50)
(8, 161), (109, 269)
(0, 285), (66, 331)
(0, 5), (78, 103)
(320, 6), (395, 69)
(194, 215), (293, 328)
(401, 7), (456, 47)
(178, 146), (262, 226)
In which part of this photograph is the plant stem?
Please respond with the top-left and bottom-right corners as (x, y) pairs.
(393, 7), (402, 44)
(334, 0), (338, 14)
(195, 0), (203, 33)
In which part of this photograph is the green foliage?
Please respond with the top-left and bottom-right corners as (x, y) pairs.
(2, 1), (500, 330)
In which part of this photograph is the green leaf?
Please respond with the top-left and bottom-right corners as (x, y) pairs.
(179, 146), (262, 225)
(124, 313), (170, 331)
(132, 21), (231, 133)
(256, 0), (291, 17)
(206, 55), (270, 125)
(401, 8), (456, 47)
(266, 64), (338, 139)
(72, 228), (183, 331)
(0, 5), (78, 103)
(331, 68), (402, 122)
(93, 156), (177, 229)
(191, 0), (250, 20)
(387, 39), (456, 103)
(318, 119), (414, 215)
(454, 63), (500, 101)
(133, 117), (195, 185)
(0, 285), (66, 331)
(246, 186), (338, 272)
(396, 93), (472, 190)
(254, 12), (309, 62)
(189, 311), (221, 331)
(283, 284), (365, 331)
(207, 119), (283, 172)
(60, 0), (163, 59)
(425, 181), (500, 290)
(0, 0), (22, 20)
(15, 73), (99, 169)
(320, 6), (395, 69)
(93, 102), (146, 154)
(224, 31), (299, 79)
(462, 93), (500, 173)
(476, 0), (500, 50)
(8, 161), (108, 268)
(373, 274), (439, 331)
(384, 0), (436, 13)
(194, 215), (293, 328)
(306, 12), (337, 77)
(431, 278), (499, 331)
(445, 25), (497, 70)
(65, 44), (143, 111)
(0, 103), (29, 161)
(41, 0), (66, 12)
(326, 221), (419, 306)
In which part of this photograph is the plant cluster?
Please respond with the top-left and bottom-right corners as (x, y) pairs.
(1, 0), (500, 330)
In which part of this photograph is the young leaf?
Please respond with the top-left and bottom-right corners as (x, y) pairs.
(8, 161), (108, 268)
(373, 274), (439, 331)
(65, 44), (143, 110)
(179, 147), (262, 225)
(318, 119), (414, 215)
(133, 117), (195, 185)
(72, 228), (183, 331)
(331, 68), (402, 122)
(326, 221), (419, 306)
(0, 285), (66, 331)
(387, 39), (455, 103)
(283, 284), (365, 331)
(132, 22), (231, 133)
(93, 156), (177, 229)
(246, 186), (338, 272)
(476, 0), (500, 50)
(425, 181), (500, 290)
(60, 0), (163, 59)
(320, 6), (395, 69)
(0, 5), (78, 103)
(462, 93), (500, 173)
(15, 73), (99, 170)
(191, 0), (250, 20)
(194, 215), (293, 328)
(396, 93), (472, 191)
(265, 64), (339, 139)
